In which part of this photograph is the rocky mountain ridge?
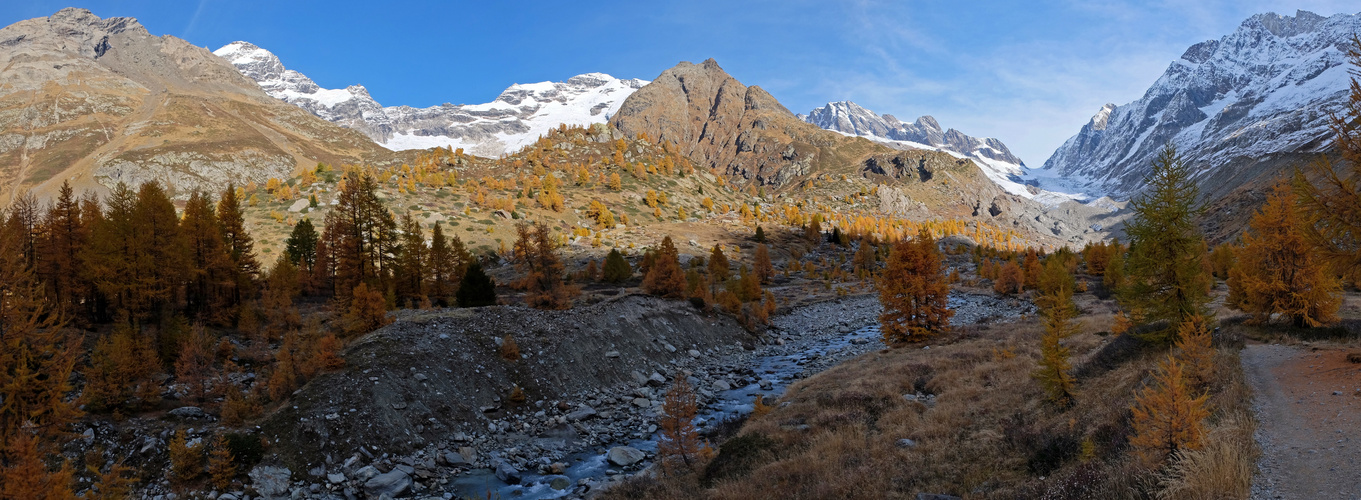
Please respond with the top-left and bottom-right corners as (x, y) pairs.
(799, 100), (1040, 199)
(0, 8), (393, 202)
(215, 41), (648, 158)
(607, 59), (1118, 245)
(1041, 10), (1361, 201)
(800, 101), (1025, 166)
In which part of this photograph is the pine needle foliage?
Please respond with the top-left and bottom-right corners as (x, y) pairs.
(602, 248), (632, 283)
(643, 237), (687, 299)
(456, 262), (497, 307)
(1129, 356), (1209, 467)
(1033, 259), (1078, 406)
(877, 231), (953, 344)
(1230, 182), (1342, 327)
(1121, 144), (1212, 344)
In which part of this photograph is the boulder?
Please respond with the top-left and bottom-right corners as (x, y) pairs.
(647, 372), (667, 386)
(248, 465), (292, 500)
(494, 459), (521, 484)
(566, 406), (597, 422)
(363, 468), (412, 498)
(606, 446), (645, 467)
(443, 451), (469, 466)
(550, 476), (572, 490)
(353, 465), (380, 482)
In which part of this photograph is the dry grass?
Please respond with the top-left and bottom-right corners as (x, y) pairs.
(603, 296), (1262, 499)
(1157, 411), (1257, 499)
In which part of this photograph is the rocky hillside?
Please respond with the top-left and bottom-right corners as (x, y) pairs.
(799, 100), (1036, 199)
(1041, 10), (1361, 201)
(606, 59), (1117, 245)
(800, 101), (1024, 167)
(216, 41), (648, 158)
(0, 9), (396, 204)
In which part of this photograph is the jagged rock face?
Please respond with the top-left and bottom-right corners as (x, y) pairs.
(0, 9), (391, 203)
(801, 101), (1026, 167)
(1042, 10), (1361, 200)
(610, 59), (962, 189)
(215, 42), (648, 158)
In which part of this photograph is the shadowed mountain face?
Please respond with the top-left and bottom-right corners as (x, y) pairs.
(0, 8), (393, 203)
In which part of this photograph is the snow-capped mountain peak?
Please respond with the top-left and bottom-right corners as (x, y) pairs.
(1089, 103), (1116, 131)
(215, 42), (648, 157)
(1042, 10), (1361, 199)
(798, 100), (1094, 203)
(802, 101), (1025, 167)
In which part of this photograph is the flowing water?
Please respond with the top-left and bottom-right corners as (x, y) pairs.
(447, 294), (1023, 499)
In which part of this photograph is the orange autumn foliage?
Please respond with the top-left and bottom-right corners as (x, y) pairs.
(1229, 182), (1342, 328)
(877, 231), (953, 344)
(1128, 356), (1209, 466)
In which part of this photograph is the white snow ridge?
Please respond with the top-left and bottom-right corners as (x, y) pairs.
(214, 42), (647, 157)
(801, 101), (1092, 205)
(1041, 10), (1361, 199)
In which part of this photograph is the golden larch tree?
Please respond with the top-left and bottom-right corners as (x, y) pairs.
(1229, 182), (1342, 327)
(643, 237), (687, 299)
(877, 231), (953, 344)
(207, 434), (237, 489)
(656, 378), (712, 474)
(1173, 315), (1214, 389)
(1129, 356), (1209, 466)
(1033, 259), (1078, 405)
(753, 244), (774, 284)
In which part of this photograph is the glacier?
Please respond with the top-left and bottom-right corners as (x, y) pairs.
(214, 42), (647, 157)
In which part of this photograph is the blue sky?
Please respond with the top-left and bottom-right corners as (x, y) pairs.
(3, 1), (1358, 165)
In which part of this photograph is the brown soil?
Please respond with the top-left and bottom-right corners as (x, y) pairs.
(1243, 343), (1361, 499)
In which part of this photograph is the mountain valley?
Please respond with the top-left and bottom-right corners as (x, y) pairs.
(0, 5), (1358, 500)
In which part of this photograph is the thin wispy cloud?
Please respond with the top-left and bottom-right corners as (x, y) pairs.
(180, 0), (210, 39)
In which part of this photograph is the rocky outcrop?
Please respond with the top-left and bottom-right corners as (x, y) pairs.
(610, 59), (969, 189)
(0, 9), (394, 203)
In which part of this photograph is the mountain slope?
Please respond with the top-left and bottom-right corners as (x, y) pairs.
(215, 42), (648, 158)
(0, 9), (393, 203)
(607, 59), (1118, 245)
(799, 101), (1041, 199)
(1042, 10), (1361, 200)
(801, 101), (1024, 166)
(608, 59), (974, 190)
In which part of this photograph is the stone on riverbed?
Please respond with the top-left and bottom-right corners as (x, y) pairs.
(607, 446), (645, 467)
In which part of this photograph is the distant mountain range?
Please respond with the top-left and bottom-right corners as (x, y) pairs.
(0, 8), (391, 203)
(215, 42), (648, 158)
(797, 101), (1043, 200)
(1042, 10), (1361, 201)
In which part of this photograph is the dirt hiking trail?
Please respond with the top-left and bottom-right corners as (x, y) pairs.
(1244, 343), (1361, 499)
